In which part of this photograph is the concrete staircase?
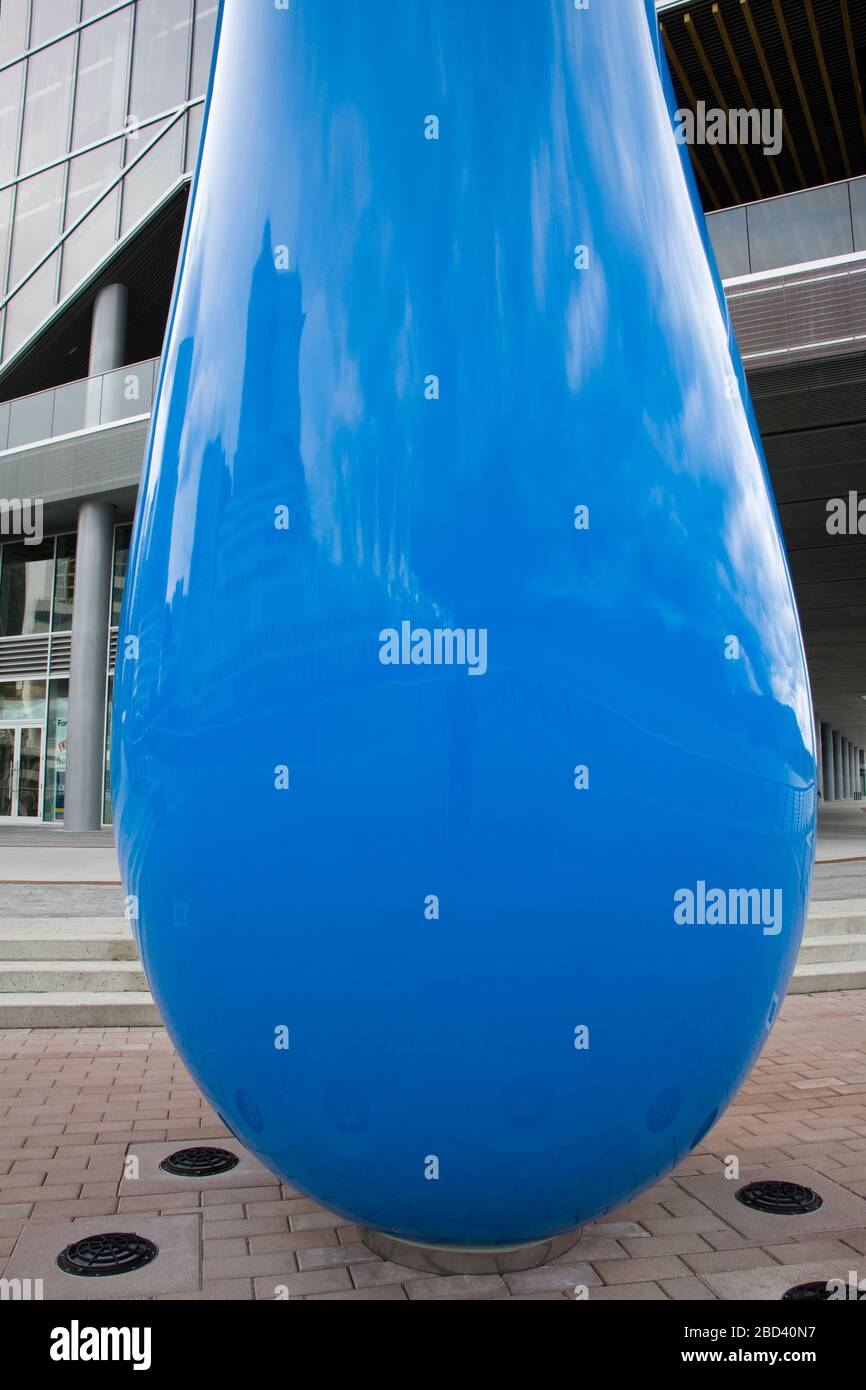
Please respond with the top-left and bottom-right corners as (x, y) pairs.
(0, 918), (159, 1026)
(792, 899), (866, 993)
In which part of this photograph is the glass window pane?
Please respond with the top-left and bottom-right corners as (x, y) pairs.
(72, 10), (132, 148)
(706, 206), (750, 280)
(0, 401), (9, 450)
(0, 680), (47, 720)
(0, 542), (55, 636)
(64, 138), (122, 228)
(9, 166), (64, 284)
(191, 0), (217, 96)
(3, 252), (58, 356)
(852, 178), (866, 254)
(0, 187), (13, 295)
(111, 524), (132, 625)
(0, 1), (28, 63)
(52, 533), (76, 631)
(7, 386), (54, 446)
(51, 378), (89, 435)
(120, 118), (182, 233)
(101, 361), (154, 423)
(60, 186), (120, 297)
(44, 677), (69, 822)
(0, 63), (25, 183)
(747, 183), (855, 275)
(19, 37), (75, 174)
(128, 0), (193, 122)
(30, 0), (79, 46)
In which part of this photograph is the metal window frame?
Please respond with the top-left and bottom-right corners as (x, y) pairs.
(0, 101), (193, 313)
(1, 0), (205, 361)
(0, 0), (139, 74)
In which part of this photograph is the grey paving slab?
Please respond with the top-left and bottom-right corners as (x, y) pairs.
(677, 1164), (866, 1239)
(4, 1212), (200, 1300)
(119, 1139), (276, 1197)
(702, 1260), (864, 1301)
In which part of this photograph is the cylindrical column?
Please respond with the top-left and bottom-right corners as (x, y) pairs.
(841, 738), (850, 798)
(820, 722), (835, 801)
(850, 743), (859, 801)
(88, 283), (128, 375)
(833, 731), (845, 801)
(64, 501), (116, 830)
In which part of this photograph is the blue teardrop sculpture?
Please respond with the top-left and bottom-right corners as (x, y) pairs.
(113, 0), (816, 1247)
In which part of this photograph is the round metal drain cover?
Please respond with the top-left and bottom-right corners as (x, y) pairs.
(735, 1180), (823, 1216)
(782, 1281), (838, 1302)
(783, 1278), (861, 1301)
(57, 1233), (158, 1278)
(159, 1146), (240, 1178)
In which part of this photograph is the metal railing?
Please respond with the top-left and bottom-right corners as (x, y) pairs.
(0, 356), (158, 453)
(708, 175), (866, 281)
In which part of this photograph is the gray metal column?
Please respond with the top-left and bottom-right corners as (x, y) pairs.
(820, 722), (834, 801)
(841, 738), (851, 798)
(64, 501), (116, 830)
(850, 743), (859, 801)
(64, 286), (128, 830)
(833, 731), (845, 802)
(88, 283), (128, 374)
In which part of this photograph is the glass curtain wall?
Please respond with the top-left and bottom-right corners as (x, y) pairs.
(0, 527), (135, 821)
(0, 0), (218, 365)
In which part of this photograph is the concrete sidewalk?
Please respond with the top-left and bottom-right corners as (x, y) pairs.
(0, 801), (861, 888)
(0, 827), (119, 884)
(815, 801), (866, 865)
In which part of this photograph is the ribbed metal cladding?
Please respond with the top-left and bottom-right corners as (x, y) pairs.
(108, 630), (118, 672)
(0, 636), (50, 679)
(49, 633), (72, 674)
(746, 349), (866, 434)
(727, 261), (866, 366)
(0, 418), (149, 507)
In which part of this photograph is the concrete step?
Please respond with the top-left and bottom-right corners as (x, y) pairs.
(798, 933), (866, 965)
(0, 920), (135, 960)
(804, 899), (866, 937)
(790, 959), (866, 993)
(0, 959), (147, 993)
(0, 991), (159, 1027)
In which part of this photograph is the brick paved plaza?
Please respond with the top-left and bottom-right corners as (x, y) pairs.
(2, 989), (866, 1301)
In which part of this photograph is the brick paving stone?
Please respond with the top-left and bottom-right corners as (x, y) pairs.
(406, 1274), (508, 1300)
(1, 989), (865, 1300)
(620, 1234), (712, 1257)
(589, 1282), (668, 1300)
(309, 1284), (408, 1299)
(660, 1276), (718, 1300)
(503, 1262), (599, 1295)
(592, 1256), (691, 1284)
(296, 1242), (378, 1271)
(349, 1260), (426, 1287)
(763, 1238), (864, 1264)
(683, 1247), (784, 1274)
(249, 1230), (339, 1254)
(253, 1269), (352, 1298)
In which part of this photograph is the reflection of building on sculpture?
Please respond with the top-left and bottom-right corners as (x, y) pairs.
(112, 0), (814, 1251)
(0, 0), (861, 1309)
(0, 0), (861, 833)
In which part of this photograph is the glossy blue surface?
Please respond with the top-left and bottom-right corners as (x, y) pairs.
(113, 0), (816, 1246)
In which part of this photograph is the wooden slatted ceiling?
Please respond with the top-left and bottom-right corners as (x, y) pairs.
(660, 0), (866, 209)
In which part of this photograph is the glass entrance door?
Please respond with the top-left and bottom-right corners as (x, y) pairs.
(0, 724), (43, 820)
